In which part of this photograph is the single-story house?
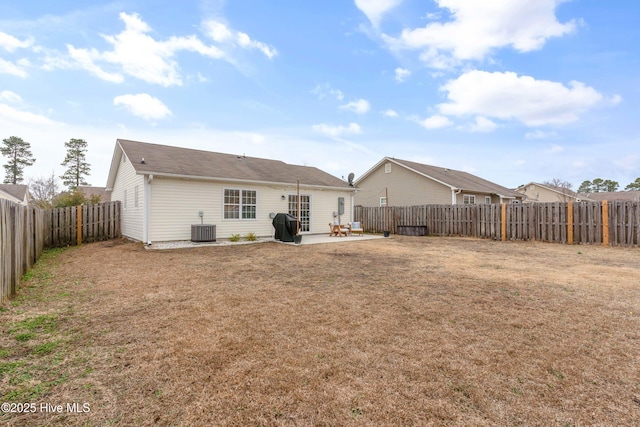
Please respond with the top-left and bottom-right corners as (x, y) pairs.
(77, 186), (111, 202)
(354, 157), (522, 207)
(106, 139), (355, 243)
(577, 190), (640, 202)
(515, 182), (585, 203)
(0, 184), (29, 205)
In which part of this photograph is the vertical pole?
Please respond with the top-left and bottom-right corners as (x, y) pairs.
(567, 202), (574, 245)
(77, 205), (82, 246)
(501, 203), (507, 241)
(602, 200), (609, 246)
(385, 187), (389, 232)
(296, 180), (300, 235)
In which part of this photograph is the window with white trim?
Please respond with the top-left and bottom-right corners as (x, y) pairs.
(224, 189), (256, 219)
(485, 196), (491, 205)
(380, 197), (387, 207)
(384, 163), (392, 173)
(463, 195), (476, 204)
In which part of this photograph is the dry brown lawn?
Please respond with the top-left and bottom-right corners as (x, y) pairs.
(1, 236), (639, 426)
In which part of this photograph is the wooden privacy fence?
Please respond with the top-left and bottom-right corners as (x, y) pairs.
(355, 201), (640, 247)
(0, 200), (121, 303)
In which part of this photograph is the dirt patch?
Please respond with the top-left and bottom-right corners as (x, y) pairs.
(1, 236), (639, 426)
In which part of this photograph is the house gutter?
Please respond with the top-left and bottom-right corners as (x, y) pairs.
(452, 189), (462, 204)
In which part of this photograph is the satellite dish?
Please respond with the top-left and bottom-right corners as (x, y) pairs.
(347, 172), (355, 186)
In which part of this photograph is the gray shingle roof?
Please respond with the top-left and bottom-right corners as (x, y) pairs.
(390, 158), (521, 198)
(578, 191), (640, 202)
(0, 184), (28, 201)
(117, 139), (351, 188)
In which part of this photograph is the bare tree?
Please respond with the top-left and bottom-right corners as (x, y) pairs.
(28, 172), (60, 208)
(543, 178), (574, 202)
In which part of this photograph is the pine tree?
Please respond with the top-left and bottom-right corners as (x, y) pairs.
(1, 136), (36, 184)
(60, 138), (91, 189)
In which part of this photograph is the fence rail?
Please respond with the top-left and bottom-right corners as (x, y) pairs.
(1, 200), (121, 303)
(355, 201), (640, 247)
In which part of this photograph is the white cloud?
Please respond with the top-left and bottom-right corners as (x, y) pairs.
(394, 67), (411, 82)
(202, 20), (277, 58)
(0, 32), (33, 52)
(355, 0), (404, 28)
(0, 57), (28, 77)
(467, 116), (497, 133)
(382, 0), (576, 69)
(381, 109), (398, 117)
(437, 70), (604, 126)
(113, 93), (172, 121)
(340, 99), (371, 114)
(0, 104), (56, 125)
(66, 45), (124, 83)
(418, 115), (453, 129)
(311, 83), (344, 101)
(0, 90), (22, 103)
(312, 122), (362, 137)
(63, 12), (274, 87)
(64, 12), (225, 87)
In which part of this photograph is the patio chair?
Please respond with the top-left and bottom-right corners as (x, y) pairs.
(349, 221), (364, 236)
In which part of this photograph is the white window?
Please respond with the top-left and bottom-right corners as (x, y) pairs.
(123, 189), (128, 209)
(485, 196), (491, 205)
(224, 189), (256, 219)
(134, 185), (139, 208)
(380, 197), (387, 207)
(463, 195), (476, 204)
(384, 163), (392, 174)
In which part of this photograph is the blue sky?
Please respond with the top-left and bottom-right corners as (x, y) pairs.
(1, 0), (638, 190)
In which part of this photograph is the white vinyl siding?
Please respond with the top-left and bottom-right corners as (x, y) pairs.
(111, 155), (144, 241)
(148, 177), (353, 241)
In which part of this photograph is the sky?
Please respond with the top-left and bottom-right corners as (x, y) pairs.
(1, 0), (638, 191)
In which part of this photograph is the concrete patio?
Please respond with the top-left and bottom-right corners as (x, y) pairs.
(146, 233), (387, 250)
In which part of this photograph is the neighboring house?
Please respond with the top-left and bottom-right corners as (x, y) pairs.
(354, 157), (522, 207)
(577, 190), (640, 202)
(77, 186), (111, 202)
(515, 182), (586, 203)
(106, 139), (354, 243)
(0, 184), (29, 205)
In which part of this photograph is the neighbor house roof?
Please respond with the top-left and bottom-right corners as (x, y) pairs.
(577, 190), (640, 202)
(0, 184), (29, 203)
(107, 139), (351, 190)
(77, 186), (111, 202)
(356, 157), (521, 199)
(516, 182), (584, 202)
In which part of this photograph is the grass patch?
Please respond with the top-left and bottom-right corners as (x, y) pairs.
(33, 341), (61, 355)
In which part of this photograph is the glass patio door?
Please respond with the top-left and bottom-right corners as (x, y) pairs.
(288, 195), (310, 232)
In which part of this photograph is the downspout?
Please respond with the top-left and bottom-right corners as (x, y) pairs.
(144, 174), (153, 245)
(452, 188), (462, 204)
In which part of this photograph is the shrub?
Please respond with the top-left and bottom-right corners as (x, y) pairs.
(229, 234), (241, 242)
(244, 232), (257, 241)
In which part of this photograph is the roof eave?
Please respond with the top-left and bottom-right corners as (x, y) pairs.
(135, 170), (354, 192)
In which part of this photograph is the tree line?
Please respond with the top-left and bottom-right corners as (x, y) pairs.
(1, 136), (97, 207)
(543, 177), (640, 194)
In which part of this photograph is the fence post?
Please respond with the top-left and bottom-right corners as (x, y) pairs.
(501, 203), (507, 241)
(602, 200), (609, 246)
(567, 202), (574, 245)
(77, 205), (82, 246)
